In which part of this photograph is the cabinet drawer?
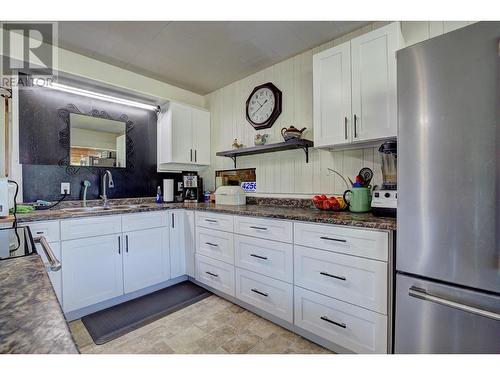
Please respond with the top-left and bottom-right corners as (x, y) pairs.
(294, 245), (387, 313)
(122, 211), (168, 232)
(61, 215), (122, 240)
(294, 222), (389, 261)
(294, 286), (387, 354)
(195, 254), (235, 297)
(234, 234), (293, 283)
(196, 227), (234, 265)
(196, 212), (233, 232)
(236, 268), (293, 323)
(25, 220), (60, 242)
(234, 216), (292, 243)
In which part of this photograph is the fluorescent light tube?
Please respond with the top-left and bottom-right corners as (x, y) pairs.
(48, 82), (158, 111)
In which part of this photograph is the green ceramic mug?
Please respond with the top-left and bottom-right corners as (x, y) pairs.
(343, 187), (372, 213)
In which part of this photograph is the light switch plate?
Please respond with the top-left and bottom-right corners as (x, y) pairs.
(61, 182), (70, 195)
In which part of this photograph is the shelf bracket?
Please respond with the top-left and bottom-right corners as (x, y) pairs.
(230, 156), (237, 169)
(302, 146), (310, 163)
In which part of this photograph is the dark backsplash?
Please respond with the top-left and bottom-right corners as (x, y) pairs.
(19, 82), (185, 202)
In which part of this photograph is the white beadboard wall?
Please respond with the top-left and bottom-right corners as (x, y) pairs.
(201, 21), (475, 197)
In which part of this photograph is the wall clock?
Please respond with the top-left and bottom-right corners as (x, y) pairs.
(246, 82), (282, 130)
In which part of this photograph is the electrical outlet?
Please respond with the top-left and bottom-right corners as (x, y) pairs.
(61, 182), (70, 195)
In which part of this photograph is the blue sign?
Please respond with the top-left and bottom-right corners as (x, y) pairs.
(241, 182), (257, 192)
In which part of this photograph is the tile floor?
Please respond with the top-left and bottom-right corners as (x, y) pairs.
(69, 295), (332, 354)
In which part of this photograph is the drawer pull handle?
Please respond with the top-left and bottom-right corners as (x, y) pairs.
(320, 316), (347, 329)
(36, 231), (44, 234)
(250, 226), (268, 231)
(205, 219), (218, 223)
(320, 271), (346, 281)
(319, 236), (347, 243)
(251, 288), (269, 297)
(250, 253), (268, 260)
(206, 271), (219, 277)
(205, 242), (218, 247)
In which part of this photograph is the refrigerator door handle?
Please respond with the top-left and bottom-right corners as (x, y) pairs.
(408, 286), (500, 321)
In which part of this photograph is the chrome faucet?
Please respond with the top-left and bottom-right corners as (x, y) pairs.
(101, 170), (114, 208)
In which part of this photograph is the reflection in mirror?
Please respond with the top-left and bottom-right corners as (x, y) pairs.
(70, 113), (126, 168)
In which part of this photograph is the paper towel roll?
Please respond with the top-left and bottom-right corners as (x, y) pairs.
(163, 179), (174, 203)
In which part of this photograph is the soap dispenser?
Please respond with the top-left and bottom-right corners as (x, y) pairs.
(156, 186), (163, 203)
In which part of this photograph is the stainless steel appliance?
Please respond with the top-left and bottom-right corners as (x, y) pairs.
(396, 22), (500, 353)
(371, 140), (397, 217)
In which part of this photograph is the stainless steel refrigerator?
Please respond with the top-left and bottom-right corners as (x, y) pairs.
(396, 22), (500, 354)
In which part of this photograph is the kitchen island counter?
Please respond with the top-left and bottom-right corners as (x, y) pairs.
(0, 255), (79, 354)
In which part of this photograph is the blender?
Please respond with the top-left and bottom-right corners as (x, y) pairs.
(372, 140), (397, 217)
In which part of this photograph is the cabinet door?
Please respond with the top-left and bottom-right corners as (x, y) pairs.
(62, 234), (123, 312)
(313, 42), (352, 147)
(123, 227), (170, 294)
(192, 109), (211, 165)
(351, 22), (400, 141)
(170, 210), (186, 278)
(184, 210), (195, 278)
(171, 103), (193, 164)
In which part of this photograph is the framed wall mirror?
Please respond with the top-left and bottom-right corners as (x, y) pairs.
(69, 113), (126, 168)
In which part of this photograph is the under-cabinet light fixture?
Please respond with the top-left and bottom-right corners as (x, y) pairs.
(48, 82), (159, 111)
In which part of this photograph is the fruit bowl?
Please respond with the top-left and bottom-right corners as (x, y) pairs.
(312, 195), (348, 212)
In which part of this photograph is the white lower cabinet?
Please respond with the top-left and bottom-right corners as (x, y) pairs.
(294, 286), (387, 354)
(184, 211), (195, 278)
(234, 234), (293, 283)
(62, 234), (124, 312)
(195, 254), (235, 296)
(169, 210), (186, 278)
(294, 245), (388, 314)
(123, 227), (170, 294)
(194, 213), (392, 354)
(196, 227), (234, 265)
(235, 268), (293, 323)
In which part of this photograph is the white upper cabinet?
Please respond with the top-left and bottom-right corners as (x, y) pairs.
(313, 42), (352, 147)
(351, 22), (401, 142)
(192, 109), (211, 165)
(157, 102), (211, 171)
(313, 22), (403, 149)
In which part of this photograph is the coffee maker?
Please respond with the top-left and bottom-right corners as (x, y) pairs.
(371, 140), (397, 217)
(182, 173), (203, 203)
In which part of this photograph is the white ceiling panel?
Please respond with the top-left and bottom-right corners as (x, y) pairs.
(58, 21), (369, 94)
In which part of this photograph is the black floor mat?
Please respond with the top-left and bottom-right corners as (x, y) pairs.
(81, 281), (211, 345)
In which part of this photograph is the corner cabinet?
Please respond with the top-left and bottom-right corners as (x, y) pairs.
(313, 22), (403, 149)
(157, 101), (211, 172)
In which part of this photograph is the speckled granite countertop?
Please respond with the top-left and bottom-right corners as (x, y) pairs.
(15, 199), (396, 231)
(0, 255), (79, 354)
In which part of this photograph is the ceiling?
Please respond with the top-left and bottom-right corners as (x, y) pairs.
(58, 21), (369, 95)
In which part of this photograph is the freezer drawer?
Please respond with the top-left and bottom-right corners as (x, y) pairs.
(395, 273), (500, 353)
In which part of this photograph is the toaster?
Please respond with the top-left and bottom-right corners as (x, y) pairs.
(0, 178), (9, 218)
(215, 186), (246, 206)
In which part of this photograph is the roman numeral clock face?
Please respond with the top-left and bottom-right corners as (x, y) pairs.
(246, 83), (282, 130)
